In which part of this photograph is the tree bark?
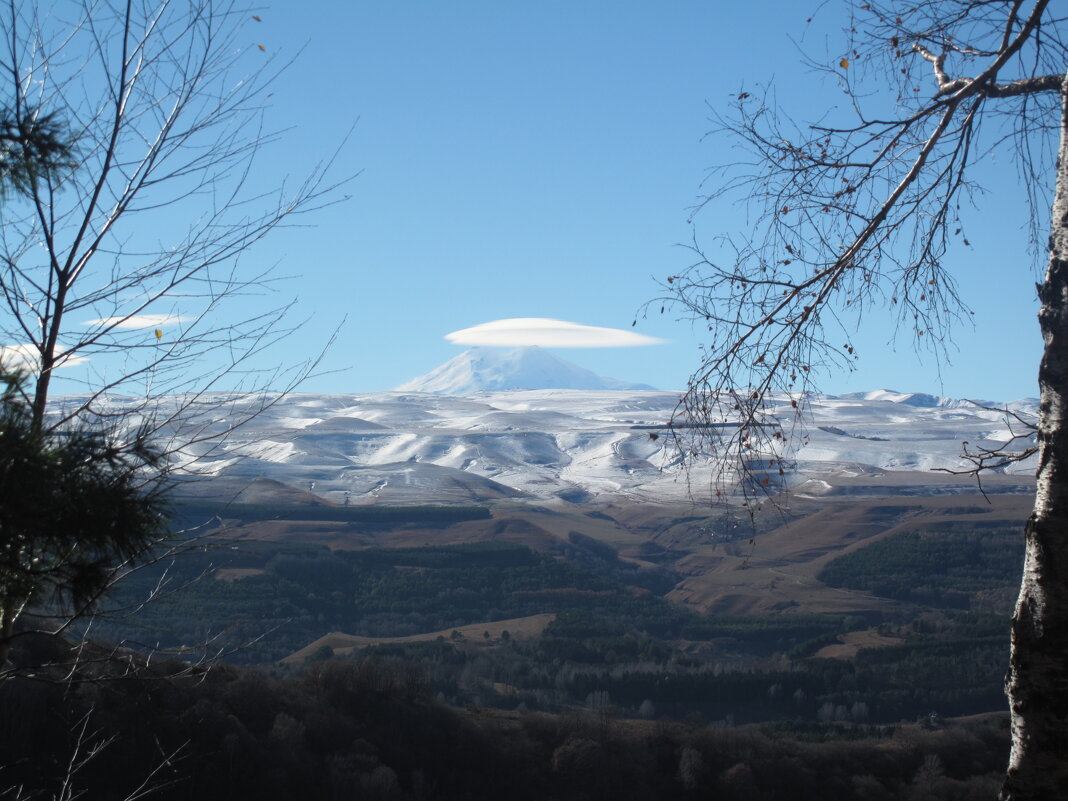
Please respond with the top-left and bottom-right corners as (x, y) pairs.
(1002, 72), (1068, 800)
(0, 602), (13, 669)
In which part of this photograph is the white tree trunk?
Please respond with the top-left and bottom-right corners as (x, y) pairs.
(1002, 72), (1068, 800)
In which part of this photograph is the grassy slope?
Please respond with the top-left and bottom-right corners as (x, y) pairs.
(284, 613), (556, 663)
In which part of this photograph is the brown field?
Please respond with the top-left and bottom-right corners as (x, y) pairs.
(212, 511), (567, 552)
(283, 613), (556, 665)
(208, 470), (1033, 623)
(214, 567), (265, 582)
(814, 627), (907, 659)
(652, 479), (1032, 616)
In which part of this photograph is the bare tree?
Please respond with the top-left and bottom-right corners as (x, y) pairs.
(0, 0), (347, 685)
(657, 2), (1068, 798)
(0, 0), (345, 445)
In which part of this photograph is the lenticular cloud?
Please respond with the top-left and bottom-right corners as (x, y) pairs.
(82, 313), (191, 329)
(445, 318), (666, 348)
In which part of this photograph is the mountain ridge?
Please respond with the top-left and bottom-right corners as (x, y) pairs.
(144, 386), (1040, 507)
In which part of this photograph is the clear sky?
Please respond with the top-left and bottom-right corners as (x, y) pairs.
(89, 2), (1053, 400)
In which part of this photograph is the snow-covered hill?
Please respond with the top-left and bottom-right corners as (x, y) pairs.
(396, 347), (656, 394)
(124, 387), (1040, 506)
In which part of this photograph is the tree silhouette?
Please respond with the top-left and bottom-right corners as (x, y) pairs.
(658, 2), (1068, 797)
(0, 0), (346, 681)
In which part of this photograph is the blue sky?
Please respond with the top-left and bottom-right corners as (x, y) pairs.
(111, 2), (1049, 399)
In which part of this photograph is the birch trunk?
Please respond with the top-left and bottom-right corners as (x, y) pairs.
(1001, 72), (1068, 800)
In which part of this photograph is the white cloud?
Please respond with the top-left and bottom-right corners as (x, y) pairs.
(445, 318), (667, 348)
(0, 344), (87, 371)
(82, 313), (191, 330)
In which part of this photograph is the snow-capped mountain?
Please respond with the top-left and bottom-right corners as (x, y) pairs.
(396, 347), (656, 394)
(127, 386), (1039, 507)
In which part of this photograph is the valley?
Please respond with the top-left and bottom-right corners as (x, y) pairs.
(16, 386), (1032, 801)
(86, 385), (1035, 735)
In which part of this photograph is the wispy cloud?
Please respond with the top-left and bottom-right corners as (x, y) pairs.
(0, 344), (87, 371)
(82, 313), (191, 330)
(445, 318), (667, 348)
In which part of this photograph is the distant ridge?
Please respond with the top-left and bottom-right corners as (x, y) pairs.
(90, 385), (1038, 507)
(396, 346), (656, 394)
(838, 389), (944, 407)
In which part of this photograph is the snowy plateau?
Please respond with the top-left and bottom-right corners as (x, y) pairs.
(111, 391), (1037, 509)
(67, 350), (1037, 507)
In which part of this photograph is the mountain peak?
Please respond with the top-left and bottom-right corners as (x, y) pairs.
(396, 346), (656, 394)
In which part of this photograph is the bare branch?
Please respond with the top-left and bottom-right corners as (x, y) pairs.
(657, 1), (1063, 505)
